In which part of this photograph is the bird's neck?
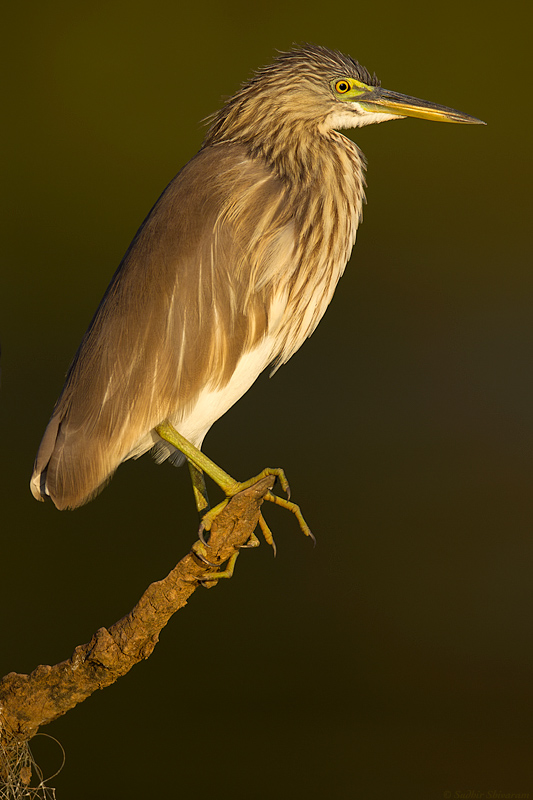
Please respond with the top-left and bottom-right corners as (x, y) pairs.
(261, 125), (364, 191)
(205, 98), (365, 195)
(204, 105), (367, 261)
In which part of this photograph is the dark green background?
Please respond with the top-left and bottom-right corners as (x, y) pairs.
(2, 0), (531, 797)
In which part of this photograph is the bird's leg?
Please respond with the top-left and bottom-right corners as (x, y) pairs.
(186, 461), (224, 568)
(187, 459), (260, 569)
(155, 420), (313, 555)
(188, 461), (210, 514)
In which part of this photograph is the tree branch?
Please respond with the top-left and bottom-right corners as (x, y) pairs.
(0, 476), (276, 751)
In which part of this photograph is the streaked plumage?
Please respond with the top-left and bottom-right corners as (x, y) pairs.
(31, 44), (483, 510)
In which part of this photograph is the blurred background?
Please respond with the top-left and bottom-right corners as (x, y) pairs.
(1, 0), (531, 797)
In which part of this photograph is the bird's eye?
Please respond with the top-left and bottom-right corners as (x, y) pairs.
(335, 80), (351, 94)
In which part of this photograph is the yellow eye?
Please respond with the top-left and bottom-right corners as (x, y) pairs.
(335, 80), (351, 94)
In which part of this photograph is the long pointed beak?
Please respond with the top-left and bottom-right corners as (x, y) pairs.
(360, 87), (485, 124)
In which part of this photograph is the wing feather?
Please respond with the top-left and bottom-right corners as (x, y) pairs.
(31, 144), (294, 509)
(31, 129), (364, 510)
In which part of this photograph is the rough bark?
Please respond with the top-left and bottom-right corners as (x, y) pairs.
(0, 476), (275, 755)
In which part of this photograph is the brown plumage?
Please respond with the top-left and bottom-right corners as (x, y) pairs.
(30, 44), (483, 510)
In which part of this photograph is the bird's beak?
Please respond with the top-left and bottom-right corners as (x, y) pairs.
(359, 87), (485, 125)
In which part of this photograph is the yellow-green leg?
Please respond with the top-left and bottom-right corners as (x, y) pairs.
(188, 450), (261, 550)
(186, 460), (223, 568)
(155, 420), (314, 560)
(188, 461), (210, 515)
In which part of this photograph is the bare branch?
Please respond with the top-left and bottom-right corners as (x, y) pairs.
(0, 475), (276, 751)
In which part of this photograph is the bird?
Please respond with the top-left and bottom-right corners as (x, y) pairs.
(30, 44), (484, 546)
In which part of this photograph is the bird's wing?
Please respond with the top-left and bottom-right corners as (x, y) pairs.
(31, 144), (297, 509)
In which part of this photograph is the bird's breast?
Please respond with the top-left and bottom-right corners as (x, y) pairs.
(265, 133), (365, 367)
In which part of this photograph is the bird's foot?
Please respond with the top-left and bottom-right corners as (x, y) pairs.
(191, 526), (260, 587)
(198, 467), (314, 554)
(155, 422), (315, 558)
(190, 540), (240, 586)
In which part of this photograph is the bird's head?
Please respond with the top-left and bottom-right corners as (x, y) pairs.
(204, 44), (484, 148)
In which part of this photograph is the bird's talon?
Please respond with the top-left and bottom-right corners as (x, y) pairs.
(274, 472), (291, 500)
(191, 540), (220, 567)
(198, 498), (231, 536)
(274, 469), (290, 498)
(198, 551), (240, 583)
(197, 524), (210, 547)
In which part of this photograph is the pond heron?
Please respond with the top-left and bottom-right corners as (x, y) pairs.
(31, 45), (484, 549)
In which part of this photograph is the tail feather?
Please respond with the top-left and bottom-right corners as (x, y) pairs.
(30, 409), (138, 510)
(30, 407), (188, 510)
